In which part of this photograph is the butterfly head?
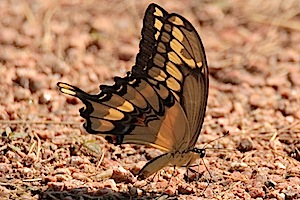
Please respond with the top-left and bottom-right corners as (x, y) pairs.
(192, 148), (206, 158)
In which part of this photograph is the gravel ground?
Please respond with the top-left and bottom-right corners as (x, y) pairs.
(0, 0), (299, 199)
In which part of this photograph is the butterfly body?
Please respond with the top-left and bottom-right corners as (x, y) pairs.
(58, 3), (208, 179)
(138, 151), (198, 179)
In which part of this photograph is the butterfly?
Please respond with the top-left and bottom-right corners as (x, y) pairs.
(57, 3), (208, 180)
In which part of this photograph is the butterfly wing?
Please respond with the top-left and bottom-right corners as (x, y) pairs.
(164, 13), (209, 148)
(134, 4), (209, 149)
(136, 9), (209, 178)
(57, 3), (208, 155)
(58, 80), (188, 152)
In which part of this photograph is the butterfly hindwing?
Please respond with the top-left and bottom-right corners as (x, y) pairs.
(58, 77), (188, 152)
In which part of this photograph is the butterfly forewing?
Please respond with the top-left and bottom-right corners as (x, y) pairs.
(166, 14), (209, 147)
(140, 11), (209, 149)
(135, 4), (168, 69)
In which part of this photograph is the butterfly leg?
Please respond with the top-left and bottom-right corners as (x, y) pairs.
(199, 157), (213, 196)
(184, 158), (204, 182)
(185, 165), (202, 182)
(147, 171), (159, 185)
(184, 159), (212, 194)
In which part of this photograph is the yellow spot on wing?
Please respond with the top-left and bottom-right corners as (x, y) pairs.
(149, 67), (167, 81)
(168, 52), (182, 65)
(58, 83), (71, 89)
(170, 39), (184, 53)
(104, 108), (124, 120)
(166, 77), (181, 91)
(155, 31), (160, 40)
(166, 61), (183, 82)
(172, 26), (184, 41)
(171, 91), (180, 102)
(116, 101), (134, 112)
(169, 16), (184, 26)
(197, 61), (203, 67)
(154, 18), (163, 30)
(60, 88), (76, 96)
(170, 39), (196, 68)
(89, 118), (114, 132)
(154, 7), (163, 17)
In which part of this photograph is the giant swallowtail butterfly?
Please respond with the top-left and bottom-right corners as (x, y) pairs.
(58, 3), (208, 180)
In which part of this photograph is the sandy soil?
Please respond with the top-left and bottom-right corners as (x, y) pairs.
(0, 0), (299, 199)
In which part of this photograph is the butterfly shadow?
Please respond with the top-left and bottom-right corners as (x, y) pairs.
(38, 186), (174, 200)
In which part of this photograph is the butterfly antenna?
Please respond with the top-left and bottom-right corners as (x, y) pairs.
(203, 131), (230, 149)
